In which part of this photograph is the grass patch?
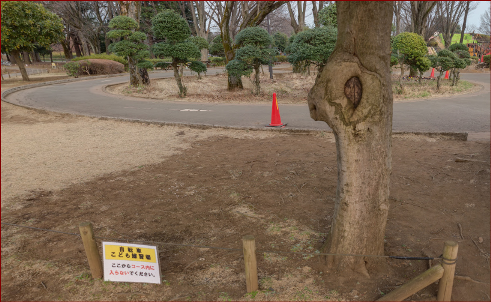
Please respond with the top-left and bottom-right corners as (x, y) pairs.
(392, 78), (477, 101)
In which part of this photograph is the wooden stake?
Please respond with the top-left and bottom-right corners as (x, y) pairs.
(242, 235), (258, 293)
(377, 265), (444, 301)
(437, 241), (458, 301)
(79, 222), (103, 279)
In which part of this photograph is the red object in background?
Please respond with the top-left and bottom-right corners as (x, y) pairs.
(269, 92), (283, 127)
(430, 68), (435, 78)
(444, 70), (449, 79)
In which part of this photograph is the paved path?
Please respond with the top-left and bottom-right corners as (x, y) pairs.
(4, 68), (490, 134)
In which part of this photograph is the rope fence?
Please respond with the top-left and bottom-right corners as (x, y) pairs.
(2, 221), (457, 301)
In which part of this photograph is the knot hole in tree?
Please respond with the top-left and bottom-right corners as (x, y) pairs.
(344, 77), (362, 109)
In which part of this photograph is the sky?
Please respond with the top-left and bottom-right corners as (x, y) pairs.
(466, 1), (490, 30)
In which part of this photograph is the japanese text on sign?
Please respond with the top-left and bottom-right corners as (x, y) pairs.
(102, 242), (161, 284)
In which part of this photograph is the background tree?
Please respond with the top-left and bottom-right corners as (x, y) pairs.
(392, 32), (428, 80)
(187, 1), (213, 62)
(287, 26), (337, 74)
(209, 35), (225, 57)
(436, 1), (466, 49)
(479, 10), (490, 35)
(273, 32), (288, 53)
(286, 1), (307, 34)
(1, 1), (64, 81)
(152, 10), (201, 97)
(312, 1), (326, 28)
(410, 1), (437, 37)
(307, 2), (393, 275)
(188, 36), (209, 61)
(459, 2), (477, 44)
(318, 3), (337, 27)
(226, 27), (276, 95)
(107, 16), (150, 86)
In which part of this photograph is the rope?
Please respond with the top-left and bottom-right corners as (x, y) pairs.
(1, 222), (442, 261)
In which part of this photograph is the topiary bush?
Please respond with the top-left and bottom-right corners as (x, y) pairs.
(78, 59), (125, 75)
(226, 27), (276, 95)
(154, 61), (171, 70)
(152, 10), (201, 97)
(188, 61), (207, 79)
(287, 26), (337, 74)
(107, 15), (150, 86)
(210, 56), (226, 66)
(318, 3), (337, 27)
(275, 55), (288, 62)
(72, 53), (127, 68)
(392, 32), (428, 78)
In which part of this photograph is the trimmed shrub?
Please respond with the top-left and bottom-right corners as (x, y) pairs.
(64, 61), (81, 78)
(275, 55), (288, 62)
(72, 53), (127, 68)
(189, 61), (207, 79)
(210, 57), (225, 66)
(154, 61), (171, 70)
(76, 59), (124, 75)
(483, 55), (490, 64)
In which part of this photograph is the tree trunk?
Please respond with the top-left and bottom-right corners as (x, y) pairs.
(50, 52), (53, 63)
(172, 61), (186, 97)
(23, 51), (32, 64)
(253, 64), (260, 95)
(201, 48), (208, 62)
(61, 39), (74, 59)
(437, 71), (443, 90)
(460, 2), (470, 44)
(128, 56), (141, 86)
(307, 1), (393, 276)
(139, 68), (150, 85)
(11, 50), (30, 81)
(78, 31), (90, 57)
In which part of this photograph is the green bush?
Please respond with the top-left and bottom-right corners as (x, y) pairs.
(427, 40), (438, 47)
(483, 55), (490, 64)
(64, 61), (81, 77)
(72, 53), (127, 67)
(210, 56), (225, 66)
(147, 58), (171, 63)
(154, 61), (171, 69)
(275, 55), (287, 62)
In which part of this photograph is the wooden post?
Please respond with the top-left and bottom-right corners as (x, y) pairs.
(79, 222), (103, 279)
(377, 265), (444, 301)
(242, 235), (258, 293)
(437, 241), (458, 301)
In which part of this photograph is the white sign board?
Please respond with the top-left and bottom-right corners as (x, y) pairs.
(102, 242), (161, 284)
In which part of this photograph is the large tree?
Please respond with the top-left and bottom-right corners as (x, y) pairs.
(1, 1), (64, 81)
(436, 1), (467, 49)
(307, 1), (393, 276)
(410, 1), (437, 37)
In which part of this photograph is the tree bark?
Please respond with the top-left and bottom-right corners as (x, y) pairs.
(172, 60), (186, 97)
(61, 39), (73, 59)
(460, 2), (470, 44)
(11, 50), (30, 81)
(410, 1), (437, 37)
(307, 1), (393, 276)
(23, 51), (32, 65)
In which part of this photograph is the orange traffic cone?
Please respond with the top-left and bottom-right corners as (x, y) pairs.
(444, 70), (449, 79)
(430, 68), (435, 78)
(268, 92), (283, 127)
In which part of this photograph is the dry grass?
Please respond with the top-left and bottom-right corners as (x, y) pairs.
(106, 70), (478, 105)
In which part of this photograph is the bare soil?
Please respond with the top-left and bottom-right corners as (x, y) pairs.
(1, 72), (490, 301)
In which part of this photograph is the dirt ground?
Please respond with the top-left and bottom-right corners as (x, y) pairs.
(1, 68), (490, 301)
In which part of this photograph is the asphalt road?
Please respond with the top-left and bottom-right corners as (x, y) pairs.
(4, 68), (490, 133)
